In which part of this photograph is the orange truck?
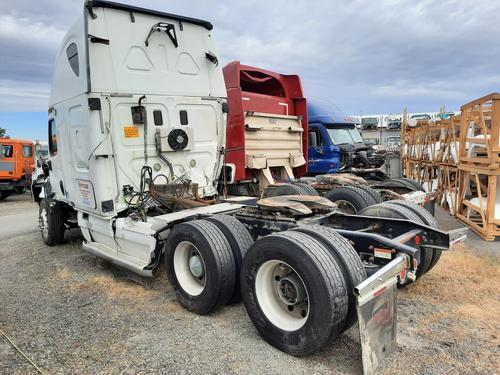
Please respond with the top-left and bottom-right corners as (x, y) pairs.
(0, 138), (35, 200)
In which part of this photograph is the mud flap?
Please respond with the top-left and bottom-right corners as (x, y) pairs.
(354, 255), (408, 375)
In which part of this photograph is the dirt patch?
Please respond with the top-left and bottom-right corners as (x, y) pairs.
(394, 243), (500, 374)
(54, 268), (73, 281)
(71, 275), (163, 300)
(2, 202), (499, 374)
(408, 243), (500, 332)
(51, 267), (163, 301)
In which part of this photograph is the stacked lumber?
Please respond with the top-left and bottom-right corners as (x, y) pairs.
(401, 93), (500, 240)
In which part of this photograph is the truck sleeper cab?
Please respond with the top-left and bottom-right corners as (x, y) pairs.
(222, 61), (308, 195)
(39, 2), (466, 374)
(44, 0), (227, 256)
(0, 138), (35, 200)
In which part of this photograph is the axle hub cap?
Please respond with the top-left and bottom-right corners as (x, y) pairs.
(277, 273), (305, 306)
(189, 255), (204, 278)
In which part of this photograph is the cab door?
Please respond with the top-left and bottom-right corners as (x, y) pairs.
(307, 126), (326, 174)
(0, 142), (15, 181)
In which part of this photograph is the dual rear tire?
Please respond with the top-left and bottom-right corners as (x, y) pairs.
(325, 185), (381, 213)
(241, 228), (364, 355)
(377, 177), (426, 192)
(164, 215), (253, 314)
(165, 217), (364, 356)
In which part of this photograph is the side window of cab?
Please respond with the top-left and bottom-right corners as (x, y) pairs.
(49, 119), (58, 156)
(66, 43), (79, 76)
(22, 145), (33, 158)
(308, 128), (324, 147)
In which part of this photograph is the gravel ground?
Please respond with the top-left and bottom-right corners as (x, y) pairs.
(0, 194), (498, 374)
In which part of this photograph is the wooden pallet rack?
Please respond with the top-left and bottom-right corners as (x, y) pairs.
(456, 94), (500, 240)
(401, 93), (500, 240)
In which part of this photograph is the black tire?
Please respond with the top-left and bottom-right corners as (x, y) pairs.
(205, 214), (254, 303)
(39, 198), (65, 246)
(427, 247), (443, 273)
(377, 178), (421, 192)
(241, 231), (348, 356)
(358, 203), (432, 277)
(291, 225), (366, 332)
(291, 182), (319, 196)
(398, 177), (425, 192)
(164, 220), (236, 315)
(382, 200), (442, 272)
(358, 202), (421, 222)
(326, 186), (378, 213)
(356, 185), (383, 204)
(380, 178), (425, 192)
(266, 183), (305, 197)
(15, 186), (26, 194)
(383, 200), (437, 228)
(0, 191), (11, 201)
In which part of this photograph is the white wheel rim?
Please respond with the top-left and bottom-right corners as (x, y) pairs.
(334, 199), (357, 214)
(255, 260), (309, 331)
(40, 208), (49, 239)
(173, 241), (206, 296)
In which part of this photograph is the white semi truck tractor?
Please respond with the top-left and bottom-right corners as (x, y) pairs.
(38, 1), (467, 373)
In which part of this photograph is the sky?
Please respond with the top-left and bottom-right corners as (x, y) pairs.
(1, 0), (500, 141)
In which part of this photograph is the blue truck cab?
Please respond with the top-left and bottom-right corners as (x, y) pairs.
(307, 100), (367, 175)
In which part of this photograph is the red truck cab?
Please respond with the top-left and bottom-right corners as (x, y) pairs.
(0, 138), (35, 200)
(222, 61), (308, 195)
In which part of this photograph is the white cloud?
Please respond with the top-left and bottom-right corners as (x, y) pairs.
(0, 0), (499, 114)
(0, 80), (49, 111)
(0, 15), (65, 47)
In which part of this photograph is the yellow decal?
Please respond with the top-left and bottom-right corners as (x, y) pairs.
(124, 126), (140, 138)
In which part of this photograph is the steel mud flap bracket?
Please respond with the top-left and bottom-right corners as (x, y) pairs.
(354, 255), (408, 375)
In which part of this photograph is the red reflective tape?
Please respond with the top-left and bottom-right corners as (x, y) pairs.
(373, 286), (387, 298)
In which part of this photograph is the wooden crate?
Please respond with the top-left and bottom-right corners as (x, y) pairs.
(458, 93), (500, 169)
(401, 93), (500, 240)
(456, 168), (500, 241)
(436, 164), (458, 214)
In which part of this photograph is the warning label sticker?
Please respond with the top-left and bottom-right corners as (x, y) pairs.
(124, 126), (140, 138)
(77, 179), (96, 208)
(374, 248), (393, 260)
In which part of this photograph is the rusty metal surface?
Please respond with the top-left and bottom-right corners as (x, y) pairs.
(308, 173), (368, 191)
(150, 183), (212, 209)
